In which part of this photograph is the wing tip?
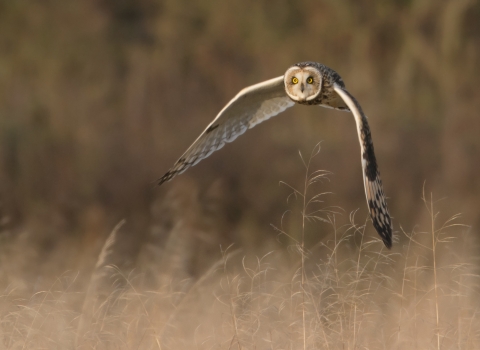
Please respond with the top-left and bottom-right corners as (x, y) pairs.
(372, 218), (393, 249)
(157, 171), (174, 187)
(383, 229), (393, 249)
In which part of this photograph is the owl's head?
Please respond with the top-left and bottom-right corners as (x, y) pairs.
(284, 65), (322, 103)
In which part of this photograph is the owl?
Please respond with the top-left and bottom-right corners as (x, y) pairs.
(158, 62), (393, 248)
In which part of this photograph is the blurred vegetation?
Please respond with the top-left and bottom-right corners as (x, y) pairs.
(0, 0), (479, 283)
(0, 183), (476, 349)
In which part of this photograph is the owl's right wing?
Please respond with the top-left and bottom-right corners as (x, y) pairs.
(158, 76), (294, 185)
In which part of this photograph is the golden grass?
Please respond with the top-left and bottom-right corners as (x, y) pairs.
(0, 167), (476, 349)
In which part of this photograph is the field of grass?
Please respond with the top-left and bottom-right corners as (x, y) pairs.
(0, 152), (476, 349)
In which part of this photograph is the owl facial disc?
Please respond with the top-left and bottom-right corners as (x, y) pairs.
(284, 66), (322, 102)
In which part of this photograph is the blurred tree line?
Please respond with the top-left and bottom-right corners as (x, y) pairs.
(0, 0), (479, 264)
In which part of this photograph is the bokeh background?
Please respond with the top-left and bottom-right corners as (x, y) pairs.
(0, 0), (479, 348)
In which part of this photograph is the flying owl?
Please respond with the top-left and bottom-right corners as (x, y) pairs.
(158, 62), (393, 248)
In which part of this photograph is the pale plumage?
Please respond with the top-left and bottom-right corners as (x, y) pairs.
(158, 62), (393, 248)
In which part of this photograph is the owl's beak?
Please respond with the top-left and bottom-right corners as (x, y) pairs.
(300, 83), (304, 92)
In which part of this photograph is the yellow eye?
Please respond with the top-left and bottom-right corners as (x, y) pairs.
(292, 77), (299, 84)
(307, 77), (313, 84)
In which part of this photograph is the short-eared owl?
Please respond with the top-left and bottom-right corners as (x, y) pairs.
(158, 62), (393, 248)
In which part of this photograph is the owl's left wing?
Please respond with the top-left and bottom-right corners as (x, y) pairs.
(333, 83), (393, 248)
(158, 76), (294, 185)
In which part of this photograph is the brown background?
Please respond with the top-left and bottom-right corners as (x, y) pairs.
(0, 0), (479, 281)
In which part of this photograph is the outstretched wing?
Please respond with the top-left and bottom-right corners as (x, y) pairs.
(333, 83), (393, 248)
(158, 76), (294, 185)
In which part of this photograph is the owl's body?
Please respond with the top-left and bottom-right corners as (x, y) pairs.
(158, 62), (393, 248)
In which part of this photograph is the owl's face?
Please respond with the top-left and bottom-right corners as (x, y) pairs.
(284, 66), (323, 103)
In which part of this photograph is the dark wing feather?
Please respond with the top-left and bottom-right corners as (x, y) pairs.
(333, 83), (393, 248)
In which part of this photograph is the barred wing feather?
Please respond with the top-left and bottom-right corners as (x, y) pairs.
(333, 83), (393, 248)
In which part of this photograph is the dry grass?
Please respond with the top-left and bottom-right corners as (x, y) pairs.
(0, 160), (476, 349)
(0, 210), (475, 349)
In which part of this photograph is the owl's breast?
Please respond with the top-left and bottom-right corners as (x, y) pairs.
(296, 82), (336, 106)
